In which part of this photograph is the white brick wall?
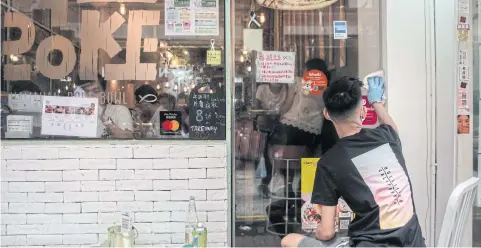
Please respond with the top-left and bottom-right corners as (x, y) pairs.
(1, 143), (228, 247)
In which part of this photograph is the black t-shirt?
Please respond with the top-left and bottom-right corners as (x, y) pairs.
(311, 124), (425, 247)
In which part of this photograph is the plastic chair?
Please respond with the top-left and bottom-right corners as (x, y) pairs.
(437, 177), (480, 247)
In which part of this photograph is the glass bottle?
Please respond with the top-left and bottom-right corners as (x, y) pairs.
(185, 196), (198, 245)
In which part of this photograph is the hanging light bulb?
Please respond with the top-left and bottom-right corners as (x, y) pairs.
(164, 82), (170, 88)
(173, 84), (179, 91)
(183, 50), (189, 55)
(73, 83), (76, 88)
(239, 55), (245, 63)
(183, 86), (188, 92)
(259, 12), (266, 24)
(57, 89), (61, 94)
(166, 51), (173, 59)
(120, 4), (126, 15)
(242, 49), (248, 55)
(9, 55), (19, 62)
(156, 84), (161, 90)
(65, 85), (69, 90)
(247, 65), (252, 72)
(121, 85), (125, 89)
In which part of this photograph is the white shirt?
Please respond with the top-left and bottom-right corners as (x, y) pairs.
(255, 84), (287, 111)
(97, 104), (133, 138)
(280, 79), (325, 135)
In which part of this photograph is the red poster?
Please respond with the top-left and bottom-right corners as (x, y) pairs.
(362, 96), (378, 126)
(303, 70), (328, 95)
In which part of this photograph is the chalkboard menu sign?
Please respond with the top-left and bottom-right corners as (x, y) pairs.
(188, 84), (226, 140)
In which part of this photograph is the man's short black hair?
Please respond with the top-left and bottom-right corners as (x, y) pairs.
(323, 76), (363, 120)
(305, 58), (331, 81)
(10, 81), (41, 94)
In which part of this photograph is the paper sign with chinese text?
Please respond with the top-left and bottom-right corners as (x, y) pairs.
(255, 51), (296, 84)
(207, 50), (221, 65)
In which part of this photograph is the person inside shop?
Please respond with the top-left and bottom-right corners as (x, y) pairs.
(265, 58), (337, 236)
(255, 81), (287, 198)
(158, 92), (177, 110)
(135, 84), (166, 136)
(281, 76), (425, 247)
(80, 75), (134, 138)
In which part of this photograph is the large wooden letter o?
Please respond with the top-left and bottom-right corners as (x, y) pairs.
(36, 35), (76, 79)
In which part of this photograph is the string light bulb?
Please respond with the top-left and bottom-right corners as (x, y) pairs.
(164, 82), (170, 88)
(240, 55), (245, 63)
(166, 51), (173, 59)
(247, 66), (252, 72)
(120, 4), (126, 15)
(259, 12), (266, 24)
(65, 85), (69, 90)
(9, 55), (19, 62)
(156, 84), (161, 90)
(173, 84), (179, 91)
(57, 89), (61, 94)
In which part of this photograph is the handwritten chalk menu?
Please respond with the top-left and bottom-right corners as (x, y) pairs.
(189, 85), (226, 140)
(159, 111), (182, 135)
(255, 51), (296, 84)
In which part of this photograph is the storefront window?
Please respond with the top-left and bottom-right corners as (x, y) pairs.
(1, 0), (226, 140)
(233, 0), (382, 246)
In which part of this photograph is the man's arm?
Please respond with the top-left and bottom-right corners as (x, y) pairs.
(315, 205), (336, 241)
(372, 102), (398, 133)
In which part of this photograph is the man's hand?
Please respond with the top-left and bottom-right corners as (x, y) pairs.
(367, 76), (384, 104)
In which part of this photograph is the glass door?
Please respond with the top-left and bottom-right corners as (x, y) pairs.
(232, 0), (383, 246)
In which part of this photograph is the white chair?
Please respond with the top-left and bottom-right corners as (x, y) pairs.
(437, 177), (480, 247)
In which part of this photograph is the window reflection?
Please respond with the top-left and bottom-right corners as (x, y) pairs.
(1, 1), (226, 140)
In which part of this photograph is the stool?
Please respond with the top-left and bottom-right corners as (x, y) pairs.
(266, 158), (302, 236)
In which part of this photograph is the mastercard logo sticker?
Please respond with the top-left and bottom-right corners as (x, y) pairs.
(162, 120), (180, 132)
